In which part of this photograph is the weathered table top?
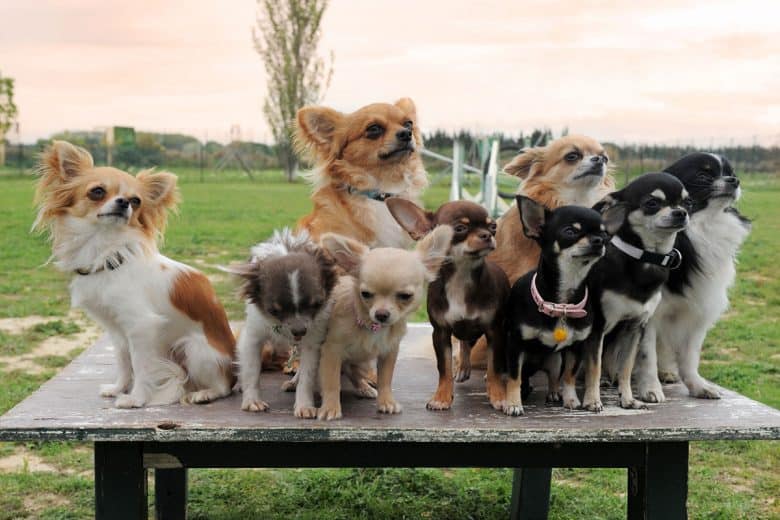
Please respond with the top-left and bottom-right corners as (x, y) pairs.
(1, 323), (779, 443)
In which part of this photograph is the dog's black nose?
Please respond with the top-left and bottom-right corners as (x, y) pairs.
(115, 198), (129, 210)
(724, 176), (740, 186)
(374, 310), (390, 323)
(671, 209), (687, 220)
(590, 236), (604, 247)
(290, 326), (307, 338)
(396, 129), (412, 142)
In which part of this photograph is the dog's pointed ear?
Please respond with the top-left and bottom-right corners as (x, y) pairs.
(592, 189), (623, 213)
(517, 195), (548, 239)
(137, 170), (179, 210)
(601, 203), (627, 235)
(320, 233), (367, 277)
(39, 140), (94, 183)
(295, 106), (343, 160)
(394, 97), (417, 121)
(385, 198), (435, 240)
(220, 261), (263, 303)
(416, 224), (453, 281)
(503, 147), (544, 179)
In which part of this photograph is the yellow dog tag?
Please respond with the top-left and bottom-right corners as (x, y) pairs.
(553, 327), (568, 343)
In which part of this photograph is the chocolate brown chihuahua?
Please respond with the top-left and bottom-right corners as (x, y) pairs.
(387, 198), (510, 411)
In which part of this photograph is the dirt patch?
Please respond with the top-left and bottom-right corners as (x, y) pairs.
(23, 493), (70, 514)
(0, 447), (58, 473)
(0, 316), (54, 335)
(0, 315), (100, 375)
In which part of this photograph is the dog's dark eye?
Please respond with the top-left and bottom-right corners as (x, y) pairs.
(403, 120), (413, 130)
(564, 152), (582, 163)
(644, 199), (661, 212)
(88, 186), (106, 201)
(129, 196), (141, 208)
(488, 222), (497, 234)
(562, 226), (579, 238)
(360, 290), (374, 300)
(683, 198), (694, 210)
(365, 124), (385, 140)
(453, 224), (468, 234)
(602, 154), (609, 164)
(697, 173), (711, 182)
(267, 307), (281, 317)
(397, 292), (413, 302)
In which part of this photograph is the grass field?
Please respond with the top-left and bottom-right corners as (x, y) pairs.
(0, 166), (777, 518)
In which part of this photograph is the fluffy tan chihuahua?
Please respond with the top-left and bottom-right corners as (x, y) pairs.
(316, 225), (453, 420)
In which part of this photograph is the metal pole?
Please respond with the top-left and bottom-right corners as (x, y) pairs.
(484, 139), (500, 217)
(450, 140), (463, 201)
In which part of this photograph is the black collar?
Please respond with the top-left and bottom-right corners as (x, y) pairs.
(610, 236), (682, 269)
(344, 184), (397, 202)
(75, 252), (126, 276)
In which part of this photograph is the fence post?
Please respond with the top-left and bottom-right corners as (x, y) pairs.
(484, 139), (500, 217)
(450, 139), (464, 201)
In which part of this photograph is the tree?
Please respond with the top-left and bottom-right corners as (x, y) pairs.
(253, 0), (333, 182)
(0, 72), (18, 167)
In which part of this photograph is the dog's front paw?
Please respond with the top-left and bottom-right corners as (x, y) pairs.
(582, 399), (603, 413)
(115, 393), (144, 409)
(377, 398), (402, 414)
(619, 396), (648, 410)
(454, 365), (471, 383)
(546, 391), (562, 404)
(487, 383), (507, 411)
(658, 370), (680, 384)
(294, 404), (317, 419)
(100, 383), (124, 398)
(280, 379), (297, 392)
(182, 389), (222, 405)
(638, 382), (666, 403)
(563, 395), (581, 410)
(354, 385), (378, 399)
(503, 402), (524, 416)
(317, 403), (342, 421)
(241, 398), (270, 412)
(690, 381), (721, 399)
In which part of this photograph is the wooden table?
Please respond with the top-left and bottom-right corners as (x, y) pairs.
(1, 323), (779, 519)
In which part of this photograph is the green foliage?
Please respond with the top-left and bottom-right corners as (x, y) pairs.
(253, 0), (334, 181)
(0, 72), (17, 137)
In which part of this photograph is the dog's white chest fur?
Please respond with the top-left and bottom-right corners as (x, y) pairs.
(342, 324), (404, 362)
(368, 198), (414, 249)
(520, 322), (591, 350)
(657, 208), (749, 325)
(602, 289), (662, 333)
(442, 266), (493, 324)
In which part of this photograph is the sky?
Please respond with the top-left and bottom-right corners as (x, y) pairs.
(1, 0), (779, 146)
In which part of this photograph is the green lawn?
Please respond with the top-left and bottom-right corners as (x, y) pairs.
(0, 167), (777, 518)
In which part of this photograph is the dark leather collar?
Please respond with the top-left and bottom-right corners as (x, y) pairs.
(611, 236), (682, 269)
(75, 252), (126, 276)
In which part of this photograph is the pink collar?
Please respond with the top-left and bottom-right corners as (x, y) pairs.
(356, 316), (383, 333)
(530, 273), (588, 319)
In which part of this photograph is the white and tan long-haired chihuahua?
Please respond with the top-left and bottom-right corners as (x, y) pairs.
(33, 141), (236, 408)
(315, 225), (453, 420)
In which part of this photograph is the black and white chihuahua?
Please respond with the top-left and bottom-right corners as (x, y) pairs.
(634, 153), (751, 402)
(585, 173), (690, 411)
(502, 197), (618, 416)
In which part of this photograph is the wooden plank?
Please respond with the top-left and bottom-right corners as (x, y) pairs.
(627, 442), (688, 520)
(1, 324), (779, 443)
(155, 468), (187, 520)
(94, 442), (147, 520)
(510, 468), (552, 520)
(140, 441), (646, 468)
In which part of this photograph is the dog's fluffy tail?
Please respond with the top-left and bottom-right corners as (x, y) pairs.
(146, 358), (188, 406)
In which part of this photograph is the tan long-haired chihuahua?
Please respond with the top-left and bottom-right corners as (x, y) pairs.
(462, 135), (616, 375)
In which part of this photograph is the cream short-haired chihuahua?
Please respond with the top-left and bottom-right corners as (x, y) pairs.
(316, 225), (452, 420)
